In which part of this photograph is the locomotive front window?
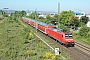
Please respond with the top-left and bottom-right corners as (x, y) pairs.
(69, 35), (72, 38)
(65, 34), (72, 38)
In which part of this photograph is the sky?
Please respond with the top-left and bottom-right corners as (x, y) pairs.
(0, 0), (90, 13)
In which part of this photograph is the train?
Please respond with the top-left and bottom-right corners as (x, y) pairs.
(21, 17), (75, 47)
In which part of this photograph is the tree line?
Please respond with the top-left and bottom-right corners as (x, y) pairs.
(0, 10), (90, 37)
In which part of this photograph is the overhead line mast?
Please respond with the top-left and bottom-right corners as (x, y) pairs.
(58, 3), (60, 28)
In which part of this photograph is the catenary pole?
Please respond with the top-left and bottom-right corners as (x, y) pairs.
(58, 3), (60, 28)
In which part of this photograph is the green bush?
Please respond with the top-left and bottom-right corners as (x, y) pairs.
(59, 24), (70, 32)
(79, 26), (90, 37)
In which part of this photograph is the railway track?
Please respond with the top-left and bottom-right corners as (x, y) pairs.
(68, 47), (90, 60)
(36, 31), (90, 60)
(73, 41), (90, 60)
(75, 42), (90, 52)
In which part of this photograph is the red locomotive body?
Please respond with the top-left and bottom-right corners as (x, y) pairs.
(47, 27), (75, 47)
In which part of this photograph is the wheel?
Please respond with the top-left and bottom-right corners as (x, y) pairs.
(65, 44), (68, 48)
(65, 45), (68, 48)
(57, 40), (58, 42)
(61, 42), (63, 45)
(72, 45), (74, 47)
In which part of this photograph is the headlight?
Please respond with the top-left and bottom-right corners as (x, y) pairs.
(70, 39), (73, 40)
(66, 39), (69, 40)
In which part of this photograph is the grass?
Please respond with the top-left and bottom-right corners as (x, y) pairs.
(73, 32), (90, 45)
(0, 17), (63, 60)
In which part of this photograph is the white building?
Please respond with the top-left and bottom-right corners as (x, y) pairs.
(87, 21), (90, 27)
(86, 15), (90, 19)
(38, 14), (47, 18)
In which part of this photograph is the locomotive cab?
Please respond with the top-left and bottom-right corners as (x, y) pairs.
(64, 33), (75, 47)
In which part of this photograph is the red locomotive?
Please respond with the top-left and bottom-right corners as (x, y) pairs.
(21, 17), (75, 47)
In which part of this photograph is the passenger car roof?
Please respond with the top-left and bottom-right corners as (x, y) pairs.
(38, 21), (51, 26)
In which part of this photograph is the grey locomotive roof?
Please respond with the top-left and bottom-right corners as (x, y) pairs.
(50, 27), (67, 33)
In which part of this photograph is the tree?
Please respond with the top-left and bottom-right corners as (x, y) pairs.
(14, 11), (20, 17)
(59, 24), (70, 32)
(29, 12), (35, 19)
(79, 26), (90, 37)
(80, 15), (89, 24)
(0, 10), (3, 16)
(12, 10), (26, 19)
(29, 12), (38, 19)
(50, 17), (58, 25)
(70, 16), (80, 29)
(60, 10), (74, 26)
(3, 12), (8, 17)
(46, 15), (50, 20)
(54, 14), (58, 20)
(50, 14), (59, 25)
(20, 10), (26, 17)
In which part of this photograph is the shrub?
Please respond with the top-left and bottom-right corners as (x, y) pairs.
(44, 52), (56, 60)
(79, 26), (90, 37)
(59, 24), (70, 32)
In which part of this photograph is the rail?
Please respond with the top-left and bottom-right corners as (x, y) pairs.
(75, 42), (90, 52)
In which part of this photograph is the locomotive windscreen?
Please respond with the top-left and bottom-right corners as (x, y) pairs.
(65, 34), (72, 38)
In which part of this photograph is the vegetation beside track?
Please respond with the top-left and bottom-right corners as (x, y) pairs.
(73, 26), (90, 45)
(73, 32), (90, 45)
(0, 17), (63, 60)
